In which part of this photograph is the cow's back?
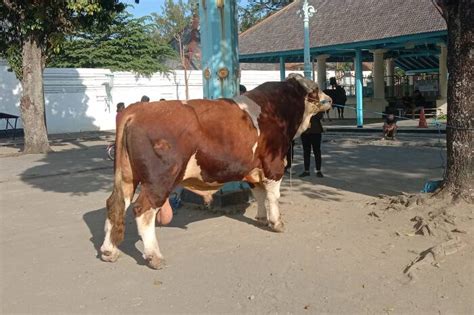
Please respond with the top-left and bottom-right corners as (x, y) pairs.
(122, 100), (260, 185)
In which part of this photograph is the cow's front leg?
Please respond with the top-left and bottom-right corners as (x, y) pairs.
(251, 184), (268, 225)
(263, 179), (285, 232)
(135, 208), (163, 269)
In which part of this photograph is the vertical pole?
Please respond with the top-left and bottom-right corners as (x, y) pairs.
(301, 0), (315, 79)
(386, 58), (394, 97)
(279, 56), (286, 81)
(199, 0), (239, 99)
(371, 49), (386, 99)
(317, 55), (328, 90)
(303, 10), (311, 79)
(439, 43), (448, 99)
(355, 49), (364, 128)
(198, 0), (244, 195)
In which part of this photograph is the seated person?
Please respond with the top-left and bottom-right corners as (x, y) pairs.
(383, 113), (397, 140)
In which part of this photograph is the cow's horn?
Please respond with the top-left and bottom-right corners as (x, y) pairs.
(287, 73), (318, 93)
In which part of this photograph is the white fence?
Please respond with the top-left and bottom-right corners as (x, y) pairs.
(0, 61), (294, 134)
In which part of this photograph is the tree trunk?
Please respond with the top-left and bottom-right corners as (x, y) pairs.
(178, 37), (190, 100)
(442, 0), (473, 201)
(20, 35), (50, 154)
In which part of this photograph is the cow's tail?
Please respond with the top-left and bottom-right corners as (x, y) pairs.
(106, 115), (133, 246)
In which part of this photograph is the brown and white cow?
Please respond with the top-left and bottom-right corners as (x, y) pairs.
(100, 73), (332, 269)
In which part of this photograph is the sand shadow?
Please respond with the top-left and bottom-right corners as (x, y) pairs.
(83, 201), (270, 267)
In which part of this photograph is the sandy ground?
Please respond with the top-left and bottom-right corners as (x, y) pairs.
(0, 133), (472, 314)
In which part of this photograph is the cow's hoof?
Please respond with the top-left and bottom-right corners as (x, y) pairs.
(255, 216), (268, 226)
(270, 221), (285, 233)
(101, 249), (120, 263)
(144, 254), (163, 270)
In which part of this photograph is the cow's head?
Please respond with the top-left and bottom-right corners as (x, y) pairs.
(286, 73), (332, 114)
(287, 73), (333, 138)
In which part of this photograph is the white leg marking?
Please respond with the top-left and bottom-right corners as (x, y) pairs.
(100, 218), (120, 262)
(136, 208), (163, 269)
(263, 179), (284, 232)
(251, 184), (267, 224)
(100, 197), (130, 262)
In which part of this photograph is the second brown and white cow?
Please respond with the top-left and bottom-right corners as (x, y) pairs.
(100, 73), (332, 269)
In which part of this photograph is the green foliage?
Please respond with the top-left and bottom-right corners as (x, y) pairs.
(336, 62), (352, 72)
(49, 14), (176, 76)
(239, 0), (294, 32)
(0, 0), (126, 79)
(152, 0), (197, 44)
(394, 67), (406, 77)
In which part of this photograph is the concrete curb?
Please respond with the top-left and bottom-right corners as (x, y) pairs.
(325, 127), (446, 134)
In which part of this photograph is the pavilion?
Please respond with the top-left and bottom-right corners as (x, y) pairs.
(238, 0), (447, 125)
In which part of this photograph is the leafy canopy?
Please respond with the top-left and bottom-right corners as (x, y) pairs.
(0, 0), (125, 78)
(239, 0), (294, 32)
(49, 13), (176, 76)
(152, 0), (197, 44)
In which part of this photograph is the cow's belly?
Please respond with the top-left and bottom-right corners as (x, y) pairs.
(182, 150), (258, 184)
(180, 178), (223, 191)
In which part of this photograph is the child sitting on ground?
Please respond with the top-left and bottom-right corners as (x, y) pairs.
(383, 113), (397, 140)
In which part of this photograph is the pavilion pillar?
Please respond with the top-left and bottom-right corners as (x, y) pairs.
(316, 54), (329, 89)
(385, 58), (394, 97)
(370, 49), (387, 99)
(408, 75), (414, 95)
(279, 56), (286, 81)
(355, 50), (364, 128)
(439, 43), (447, 99)
(199, 0), (239, 99)
(197, 0), (243, 198)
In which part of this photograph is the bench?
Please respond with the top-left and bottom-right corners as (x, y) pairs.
(0, 112), (20, 139)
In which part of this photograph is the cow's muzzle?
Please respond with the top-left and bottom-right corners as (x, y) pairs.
(307, 91), (332, 114)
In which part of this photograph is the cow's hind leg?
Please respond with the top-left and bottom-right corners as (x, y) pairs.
(263, 179), (285, 232)
(133, 192), (164, 269)
(251, 184), (268, 225)
(100, 187), (133, 262)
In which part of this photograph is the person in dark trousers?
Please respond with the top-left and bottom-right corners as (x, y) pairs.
(299, 112), (324, 178)
(324, 77), (347, 119)
(285, 140), (295, 173)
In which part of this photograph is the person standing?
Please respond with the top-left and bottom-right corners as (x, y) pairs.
(324, 77), (347, 119)
(285, 140), (295, 173)
(115, 102), (125, 127)
(299, 112), (324, 178)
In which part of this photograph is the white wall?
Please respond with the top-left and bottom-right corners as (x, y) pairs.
(1, 61), (305, 134)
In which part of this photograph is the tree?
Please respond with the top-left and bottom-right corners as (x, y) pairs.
(0, 0), (124, 153)
(152, 0), (197, 100)
(433, 0), (473, 202)
(49, 13), (176, 76)
(239, 0), (294, 32)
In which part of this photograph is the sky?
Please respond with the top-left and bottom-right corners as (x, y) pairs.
(122, 0), (248, 17)
(122, 0), (164, 17)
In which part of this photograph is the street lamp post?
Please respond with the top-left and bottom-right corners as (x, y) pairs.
(299, 0), (316, 79)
